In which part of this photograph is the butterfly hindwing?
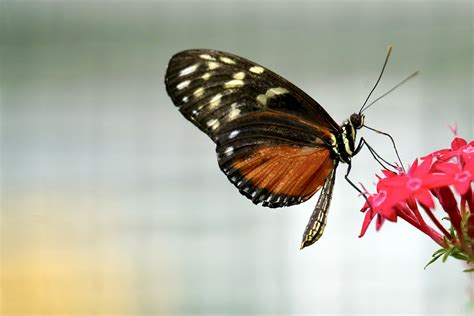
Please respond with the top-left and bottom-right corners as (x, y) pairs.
(165, 49), (340, 208)
(215, 111), (335, 207)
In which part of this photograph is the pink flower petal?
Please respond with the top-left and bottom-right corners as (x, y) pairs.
(465, 160), (474, 174)
(359, 211), (374, 237)
(382, 206), (398, 222)
(451, 137), (467, 150)
(415, 190), (434, 208)
(408, 159), (419, 175)
(381, 169), (398, 178)
(415, 155), (433, 176)
(382, 175), (408, 187)
(435, 162), (459, 174)
(422, 174), (451, 188)
(375, 215), (385, 231)
(426, 149), (450, 160)
(454, 175), (471, 195)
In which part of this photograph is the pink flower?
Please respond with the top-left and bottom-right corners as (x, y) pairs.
(359, 135), (474, 267)
(434, 160), (474, 195)
(433, 137), (474, 164)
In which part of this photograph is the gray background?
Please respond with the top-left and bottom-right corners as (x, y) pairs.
(1, 0), (473, 315)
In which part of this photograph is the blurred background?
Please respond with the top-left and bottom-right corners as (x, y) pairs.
(1, 0), (472, 315)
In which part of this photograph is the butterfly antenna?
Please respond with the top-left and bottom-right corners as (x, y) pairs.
(360, 71), (419, 113)
(359, 45), (392, 114)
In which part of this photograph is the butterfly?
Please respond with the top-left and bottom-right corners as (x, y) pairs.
(165, 47), (399, 249)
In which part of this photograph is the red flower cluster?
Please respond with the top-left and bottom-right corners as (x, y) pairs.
(360, 136), (474, 264)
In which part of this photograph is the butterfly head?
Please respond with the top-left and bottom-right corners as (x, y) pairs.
(350, 113), (365, 130)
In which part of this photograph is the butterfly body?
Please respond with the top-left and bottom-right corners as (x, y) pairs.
(165, 49), (364, 248)
(333, 114), (364, 163)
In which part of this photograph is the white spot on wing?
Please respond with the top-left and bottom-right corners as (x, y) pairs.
(256, 87), (289, 106)
(219, 56), (236, 64)
(200, 54), (215, 61)
(256, 94), (267, 106)
(208, 62), (220, 70)
(224, 79), (244, 88)
(233, 72), (245, 80)
(209, 93), (222, 108)
(207, 118), (220, 130)
(176, 80), (190, 90)
(228, 109), (241, 120)
(180, 64), (198, 76)
(193, 87), (205, 98)
(196, 103), (205, 111)
(228, 103), (241, 120)
(249, 66), (264, 74)
(266, 87), (289, 97)
(202, 73), (211, 80)
(224, 146), (234, 156)
(229, 130), (240, 139)
(182, 96), (189, 103)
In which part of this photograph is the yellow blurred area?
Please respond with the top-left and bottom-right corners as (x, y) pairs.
(1, 192), (176, 315)
(2, 251), (133, 315)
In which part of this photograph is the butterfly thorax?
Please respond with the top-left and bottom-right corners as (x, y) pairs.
(330, 113), (364, 164)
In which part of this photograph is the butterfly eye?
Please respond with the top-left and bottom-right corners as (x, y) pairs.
(350, 113), (364, 129)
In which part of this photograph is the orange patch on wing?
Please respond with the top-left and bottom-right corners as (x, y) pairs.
(232, 145), (334, 199)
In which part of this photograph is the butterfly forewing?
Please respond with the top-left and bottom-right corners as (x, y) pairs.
(165, 49), (340, 139)
(165, 49), (340, 209)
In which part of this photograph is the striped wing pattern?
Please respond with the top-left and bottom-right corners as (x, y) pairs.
(165, 49), (341, 247)
(215, 111), (335, 207)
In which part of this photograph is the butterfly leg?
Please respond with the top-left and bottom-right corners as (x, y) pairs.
(363, 125), (405, 172)
(349, 138), (386, 214)
(344, 161), (376, 219)
(344, 161), (367, 199)
(355, 137), (397, 171)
